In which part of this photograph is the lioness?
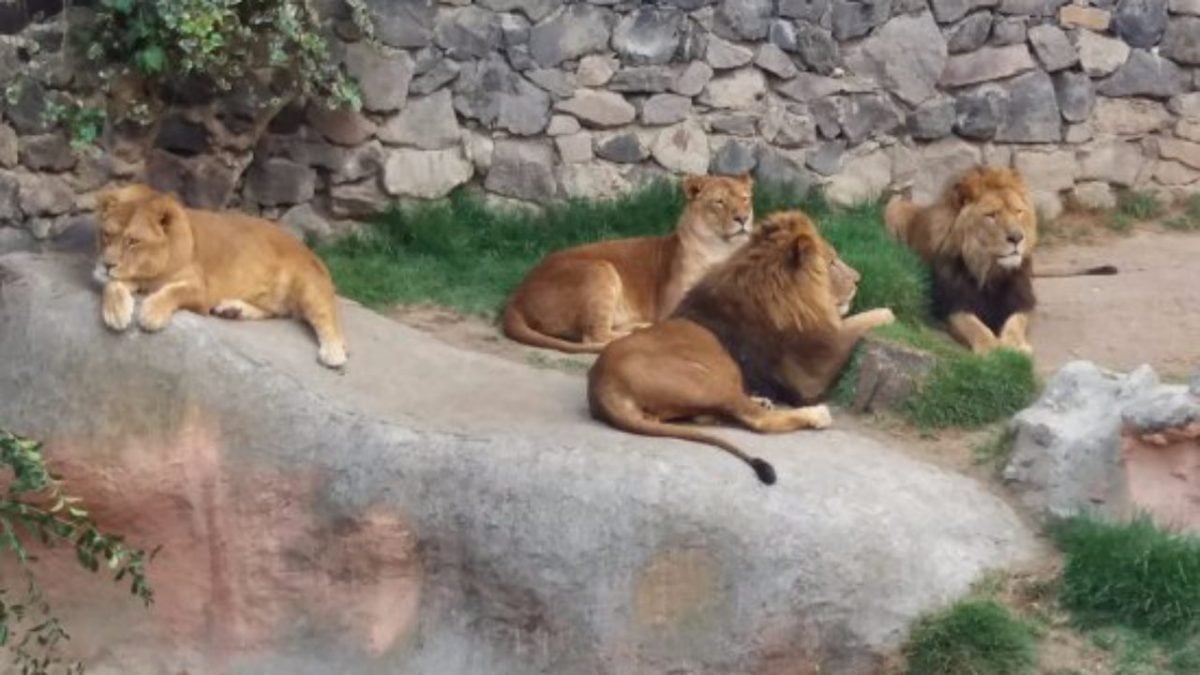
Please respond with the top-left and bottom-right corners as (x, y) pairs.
(588, 210), (895, 485)
(885, 166), (1115, 355)
(94, 184), (347, 369)
(503, 174), (754, 353)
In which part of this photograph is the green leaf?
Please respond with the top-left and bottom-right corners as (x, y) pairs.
(135, 45), (165, 74)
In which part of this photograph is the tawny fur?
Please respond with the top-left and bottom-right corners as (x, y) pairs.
(503, 174), (755, 353)
(93, 184), (347, 369)
(587, 210), (895, 485)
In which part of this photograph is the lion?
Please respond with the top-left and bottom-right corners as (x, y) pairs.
(93, 184), (348, 369)
(587, 210), (895, 485)
(884, 166), (1115, 355)
(503, 174), (755, 353)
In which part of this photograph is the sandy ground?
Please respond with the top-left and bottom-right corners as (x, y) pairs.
(1033, 229), (1200, 379)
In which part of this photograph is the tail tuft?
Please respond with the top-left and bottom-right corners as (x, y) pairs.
(750, 458), (777, 485)
(1085, 264), (1118, 276)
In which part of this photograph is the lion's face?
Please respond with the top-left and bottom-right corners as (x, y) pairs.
(829, 255), (860, 317)
(679, 173), (755, 247)
(952, 167), (1037, 280)
(93, 186), (190, 285)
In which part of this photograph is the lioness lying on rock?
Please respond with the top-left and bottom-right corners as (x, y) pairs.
(93, 184), (348, 369)
(503, 174), (755, 353)
(588, 210), (895, 485)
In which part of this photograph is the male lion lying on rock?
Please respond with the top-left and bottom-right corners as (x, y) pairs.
(93, 184), (348, 369)
(503, 174), (754, 353)
(587, 210), (895, 485)
(885, 166), (1116, 356)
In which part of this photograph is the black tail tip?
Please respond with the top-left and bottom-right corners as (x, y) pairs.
(750, 459), (777, 485)
(1087, 264), (1119, 275)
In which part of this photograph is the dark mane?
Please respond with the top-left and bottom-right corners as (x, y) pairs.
(929, 254), (1036, 333)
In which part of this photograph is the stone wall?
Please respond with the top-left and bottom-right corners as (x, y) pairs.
(1, 0), (1199, 244)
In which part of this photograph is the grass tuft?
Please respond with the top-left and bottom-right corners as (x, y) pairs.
(904, 348), (1037, 429)
(1163, 194), (1200, 232)
(1051, 516), (1200, 639)
(903, 599), (1037, 675)
(1108, 190), (1164, 232)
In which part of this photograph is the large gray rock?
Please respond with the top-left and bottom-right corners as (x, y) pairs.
(378, 89), (462, 150)
(911, 137), (983, 203)
(793, 20), (841, 74)
(698, 68), (768, 109)
(608, 66), (676, 93)
(651, 119), (711, 173)
(946, 12), (993, 54)
(780, 0), (830, 21)
(0, 123), (17, 169)
(1162, 17), (1200, 65)
(19, 133), (77, 172)
(1004, 361), (1199, 524)
(939, 44), (1036, 87)
(479, 0), (562, 22)
(528, 5), (613, 67)
(434, 6), (503, 60)
(755, 43), (800, 78)
(612, 7), (684, 65)
(453, 55), (551, 135)
(1096, 49), (1185, 98)
(0, 252), (1036, 675)
(1028, 24), (1079, 71)
(485, 140), (558, 202)
(594, 133), (648, 164)
(755, 147), (818, 189)
(832, 0), (893, 40)
(1112, 0), (1169, 49)
(642, 94), (693, 125)
(554, 90), (636, 127)
(996, 70), (1061, 143)
(342, 42), (414, 113)
(1077, 29), (1131, 77)
(383, 148), (474, 199)
(16, 173), (74, 217)
(706, 34), (757, 69)
(856, 13), (948, 106)
(990, 15), (1026, 45)
(841, 93), (904, 143)
(0, 172), (19, 221)
(1053, 71), (1095, 124)
(717, 0), (774, 40)
(710, 138), (758, 174)
(909, 96), (957, 140)
(364, 0), (435, 48)
(242, 158), (317, 207)
(954, 85), (1006, 140)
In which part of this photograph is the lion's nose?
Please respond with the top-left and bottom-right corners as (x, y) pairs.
(1006, 231), (1024, 245)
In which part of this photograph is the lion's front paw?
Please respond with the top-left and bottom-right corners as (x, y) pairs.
(137, 301), (174, 333)
(750, 395), (776, 410)
(806, 404), (833, 429)
(318, 341), (348, 369)
(102, 285), (135, 332)
(870, 308), (896, 327)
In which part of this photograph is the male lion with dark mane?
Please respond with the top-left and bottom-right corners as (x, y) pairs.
(885, 166), (1115, 355)
(587, 210), (895, 485)
(503, 174), (754, 353)
(94, 184), (347, 369)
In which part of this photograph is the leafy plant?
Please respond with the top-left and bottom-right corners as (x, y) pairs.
(902, 599), (1037, 675)
(0, 429), (156, 674)
(1108, 190), (1164, 232)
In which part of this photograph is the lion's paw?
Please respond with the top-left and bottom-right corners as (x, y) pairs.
(807, 404), (833, 429)
(137, 302), (173, 333)
(871, 308), (896, 327)
(750, 395), (776, 410)
(318, 342), (348, 369)
(102, 286), (135, 332)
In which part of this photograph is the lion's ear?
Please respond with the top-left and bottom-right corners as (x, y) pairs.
(788, 232), (818, 269)
(952, 168), (986, 206)
(736, 172), (753, 187)
(143, 196), (187, 234)
(682, 174), (706, 200)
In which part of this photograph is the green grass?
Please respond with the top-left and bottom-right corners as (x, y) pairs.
(973, 425), (1017, 471)
(902, 599), (1037, 675)
(1108, 190), (1165, 232)
(1051, 516), (1200, 639)
(1162, 194), (1200, 232)
(320, 181), (1036, 429)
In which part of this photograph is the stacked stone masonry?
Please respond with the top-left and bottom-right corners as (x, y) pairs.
(1, 0), (1199, 241)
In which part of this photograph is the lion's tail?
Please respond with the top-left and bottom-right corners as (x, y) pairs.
(1033, 264), (1119, 278)
(883, 194), (920, 245)
(502, 304), (607, 354)
(587, 382), (777, 485)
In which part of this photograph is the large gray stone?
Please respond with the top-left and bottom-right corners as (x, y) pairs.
(651, 119), (711, 173)
(594, 134), (648, 164)
(990, 15), (1026, 45)
(608, 66), (676, 93)
(526, 68), (577, 98)
(612, 7), (684, 65)
(779, 0), (830, 22)
(947, 12), (993, 54)
(434, 6), (503, 60)
(755, 147), (818, 191)
(996, 70), (1061, 143)
(343, 42), (414, 113)
(832, 0), (894, 40)
(774, 72), (874, 102)
(454, 55), (551, 135)
(1112, 0), (1169, 49)
(479, 0), (562, 22)
(911, 137), (983, 203)
(1004, 361), (1198, 523)
(674, 61), (716, 96)
(364, 0), (435, 48)
(793, 20), (841, 74)
(954, 85), (1006, 140)
(755, 43), (800, 78)
(242, 158), (317, 207)
(15, 173), (73, 217)
(717, 0), (775, 40)
(306, 105), (378, 147)
(841, 94), (904, 143)
(1028, 24), (1079, 71)
(378, 89), (462, 150)
(706, 35), (757, 69)
(554, 90), (636, 127)
(826, 148), (893, 206)
(0, 124), (17, 169)
(641, 93), (693, 125)
(807, 140), (846, 176)
(857, 13), (948, 106)
(939, 44), (1036, 87)
(383, 147), (475, 199)
(19, 133), (76, 172)
(760, 101), (819, 146)
(485, 140), (558, 202)
(330, 179), (389, 219)
(1162, 17), (1200, 65)
(0, 173), (18, 222)
(409, 60), (462, 97)
(1053, 71), (1095, 124)
(710, 138), (758, 174)
(909, 96), (957, 140)
(1078, 139), (1146, 186)
(698, 68), (768, 109)
(1096, 49), (1185, 98)
(1077, 28), (1131, 77)
(0, 253), (1035, 675)
(528, 5), (613, 67)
